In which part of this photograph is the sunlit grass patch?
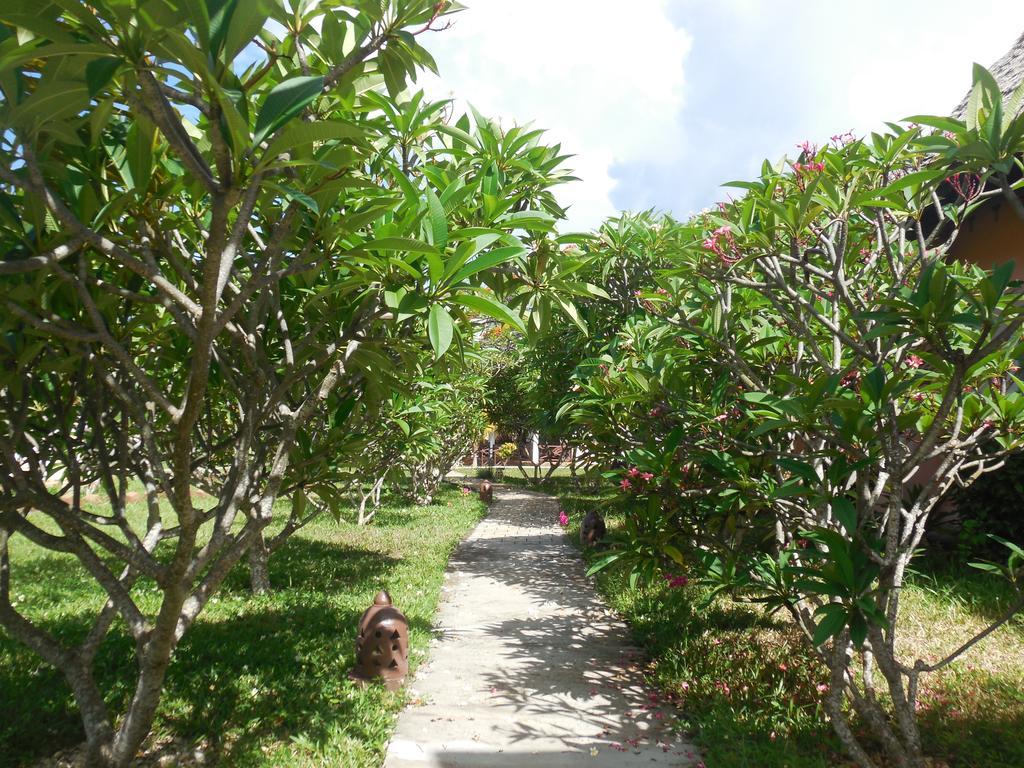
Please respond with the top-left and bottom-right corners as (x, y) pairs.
(0, 487), (484, 768)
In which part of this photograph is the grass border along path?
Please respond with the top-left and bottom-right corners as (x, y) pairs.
(534, 476), (1024, 768)
(1, 486), (485, 768)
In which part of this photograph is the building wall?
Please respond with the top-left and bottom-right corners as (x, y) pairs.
(947, 198), (1024, 279)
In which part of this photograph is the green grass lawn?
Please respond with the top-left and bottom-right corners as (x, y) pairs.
(0, 486), (484, 768)
(547, 479), (1024, 768)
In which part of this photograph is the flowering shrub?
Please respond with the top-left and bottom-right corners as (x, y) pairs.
(559, 66), (1024, 768)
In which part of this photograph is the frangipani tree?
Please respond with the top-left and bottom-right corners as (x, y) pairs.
(561, 68), (1024, 768)
(0, 2), (584, 764)
(343, 354), (488, 522)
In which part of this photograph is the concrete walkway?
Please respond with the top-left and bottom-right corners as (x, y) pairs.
(384, 487), (701, 767)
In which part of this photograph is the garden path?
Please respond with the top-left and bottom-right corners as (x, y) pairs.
(383, 486), (701, 767)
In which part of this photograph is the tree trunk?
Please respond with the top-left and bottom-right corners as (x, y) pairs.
(358, 477), (385, 525)
(68, 664), (115, 767)
(248, 532), (271, 594)
(106, 630), (176, 767)
(357, 490), (371, 526)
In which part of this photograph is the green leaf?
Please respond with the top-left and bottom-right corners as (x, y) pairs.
(85, 56), (122, 98)
(554, 294), (587, 334)
(211, 77), (251, 151)
(776, 458), (818, 484)
(276, 184), (319, 215)
(863, 366), (885, 403)
(424, 186), (448, 250)
(880, 169), (945, 195)
(360, 237), (438, 256)
(832, 497), (857, 534)
(586, 551), (623, 576)
(292, 487), (307, 518)
(177, 0), (211, 47)
(986, 260), (1016, 310)
(253, 75), (324, 145)
(221, 0), (271, 62)
(207, 0), (238, 57)
(990, 534), (1024, 560)
(428, 304), (455, 359)
(448, 244), (526, 285)
(378, 48), (406, 97)
(664, 544), (685, 566)
(438, 124), (480, 150)
(968, 561), (1003, 575)
(126, 118), (155, 192)
(848, 610), (868, 648)
(424, 249), (444, 285)
(450, 293), (525, 332)
(8, 78), (89, 129)
(812, 603), (848, 646)
(261, 119), (364, 163)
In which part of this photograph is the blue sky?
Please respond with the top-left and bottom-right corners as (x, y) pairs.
(420, 1), (1024, 230)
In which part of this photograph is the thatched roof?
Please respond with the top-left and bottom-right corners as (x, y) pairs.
(953, 31), (1024, 118)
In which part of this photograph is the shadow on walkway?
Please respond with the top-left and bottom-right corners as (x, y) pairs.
(385, 488), (699, 767)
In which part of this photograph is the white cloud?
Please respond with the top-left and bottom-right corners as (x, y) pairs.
(415, 1), (1024, 229)
(418, 0), (692, 229)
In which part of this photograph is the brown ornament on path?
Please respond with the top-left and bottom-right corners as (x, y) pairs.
(351, 590), (409, 691)
(580, 510), (606, 547)
(479, 479), (493, 503)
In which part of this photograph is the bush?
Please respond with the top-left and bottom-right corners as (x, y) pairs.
(557, 67), (1024, 768)
(948, 450), (1024, 556)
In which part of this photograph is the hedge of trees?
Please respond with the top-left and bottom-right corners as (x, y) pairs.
(540, 68), (1024, 768)
(0, 1), (597, 764)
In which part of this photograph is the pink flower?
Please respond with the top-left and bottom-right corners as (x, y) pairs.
(816, 683), (829, 693)
(627, 467), (640, 478)
(702, 225), (740, 264)
(906, 354), (925, 369)
(663, 574), (688, 588)
(947, 172), (981, 201)
(620, 478), (632, 491)
(461, 487), (471, 495)
(558, 510), (569, 527)
(640, 471), (654, 482)
(793, 161), (824, 175)
(778, 662), (788, 672)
